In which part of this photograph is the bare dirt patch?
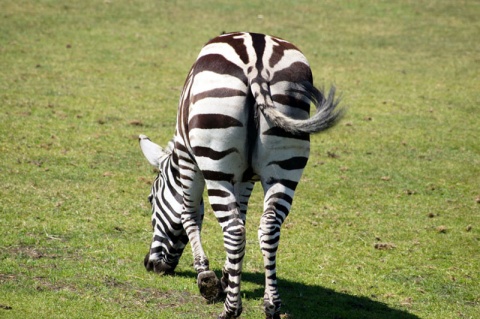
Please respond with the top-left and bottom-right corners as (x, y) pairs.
(374, 243), (396, 250)
(6, 246), (59, 259)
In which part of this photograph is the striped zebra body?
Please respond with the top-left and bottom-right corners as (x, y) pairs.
(139, 32), (342, 319)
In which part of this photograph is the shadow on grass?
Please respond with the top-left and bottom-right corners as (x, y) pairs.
(174, 270), (420, 319)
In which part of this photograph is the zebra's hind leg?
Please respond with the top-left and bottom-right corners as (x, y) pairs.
(258, 179), (297, 319)
(217, 215), (246, 319)
(219, 181), (254, 297)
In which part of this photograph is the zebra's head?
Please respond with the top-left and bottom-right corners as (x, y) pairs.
(139, 135), (186, 274)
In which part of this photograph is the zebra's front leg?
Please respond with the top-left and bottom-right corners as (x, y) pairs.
(181, 167), (223, 301)
(182, 201), (223, 301)
(181, 197), (209, 273)
(186, 222), (224, 301)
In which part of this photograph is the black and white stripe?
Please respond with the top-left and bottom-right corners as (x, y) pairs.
(139, 32), (343, 319)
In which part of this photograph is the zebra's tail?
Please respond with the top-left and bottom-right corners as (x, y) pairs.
(252, 80), (344, 135)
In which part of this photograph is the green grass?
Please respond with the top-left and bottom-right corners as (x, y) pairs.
(1, 0), (479, 318)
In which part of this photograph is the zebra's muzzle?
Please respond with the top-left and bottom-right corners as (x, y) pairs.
(144, 253), (176, 275)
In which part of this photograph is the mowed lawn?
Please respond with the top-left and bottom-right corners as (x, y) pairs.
(1, 1), (478, 318)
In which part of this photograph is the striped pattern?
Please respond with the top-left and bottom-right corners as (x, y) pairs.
(139, 32), (342, 319)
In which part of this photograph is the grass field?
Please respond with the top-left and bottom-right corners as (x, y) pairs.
(1, 1), (479, 318)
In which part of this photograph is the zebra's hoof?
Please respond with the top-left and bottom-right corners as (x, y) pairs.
(197, 270), (222, 302)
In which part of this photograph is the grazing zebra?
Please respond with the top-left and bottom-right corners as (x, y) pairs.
(139, 32), (343, 319)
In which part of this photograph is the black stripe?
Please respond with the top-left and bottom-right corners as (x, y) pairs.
(225, 268), (242, 278)
(272, 93), (310, 113)
(152, 235), (184, 254)
(262, 126), (309, 141)
(202, 170), (234, 182)
(262, 237), (279, 246)
(270, 61), (312, 85)
(179, 155), (194, 164)
(267, 156), (308, 170)
(189, 114), (243, 129)
(273, 202), (290, 218)
(208, 189), (231, 198)
(167, 154), (182, 188)
(154, 195), (182, 230)
(251, 33), (266, 72)
(266, 264), (277, 272)
(269, 36), (301, 67)
(216, 215), (234, 224)
(175, 141), (189, 154)
(245, 89), (258, 173)
(207, 33), (250, 65)
(192, 146), (238, 160)
(193, 54), (247, 84)
(154, 209), (182, 239)
(178, 164), (195, 172)
(261, 246), (277, 253)
(192, 88), (247, 104)
(265, 178), (299, 191)
(166, 172), (182, 201)
(228, 256), (244, 265)
(211, 203), (238, 212)
(179, 174), (193, 182)
(267, 192), (293, 205)
(157, 173), (181, 205)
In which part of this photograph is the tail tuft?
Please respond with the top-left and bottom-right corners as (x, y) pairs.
(259, 82), (344, 135)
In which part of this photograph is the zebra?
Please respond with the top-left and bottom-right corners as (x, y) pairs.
(138, 32), (343, 319)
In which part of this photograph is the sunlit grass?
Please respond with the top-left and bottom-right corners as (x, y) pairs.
(1, 1), (479, 318)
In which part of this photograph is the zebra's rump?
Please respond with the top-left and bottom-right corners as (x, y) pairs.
(180, 32), (321, 182)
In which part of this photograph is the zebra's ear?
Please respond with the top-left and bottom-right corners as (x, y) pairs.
(139, 134), (165, 168)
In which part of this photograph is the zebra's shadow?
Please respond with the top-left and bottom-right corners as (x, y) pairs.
(173, 270), (420, 319)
